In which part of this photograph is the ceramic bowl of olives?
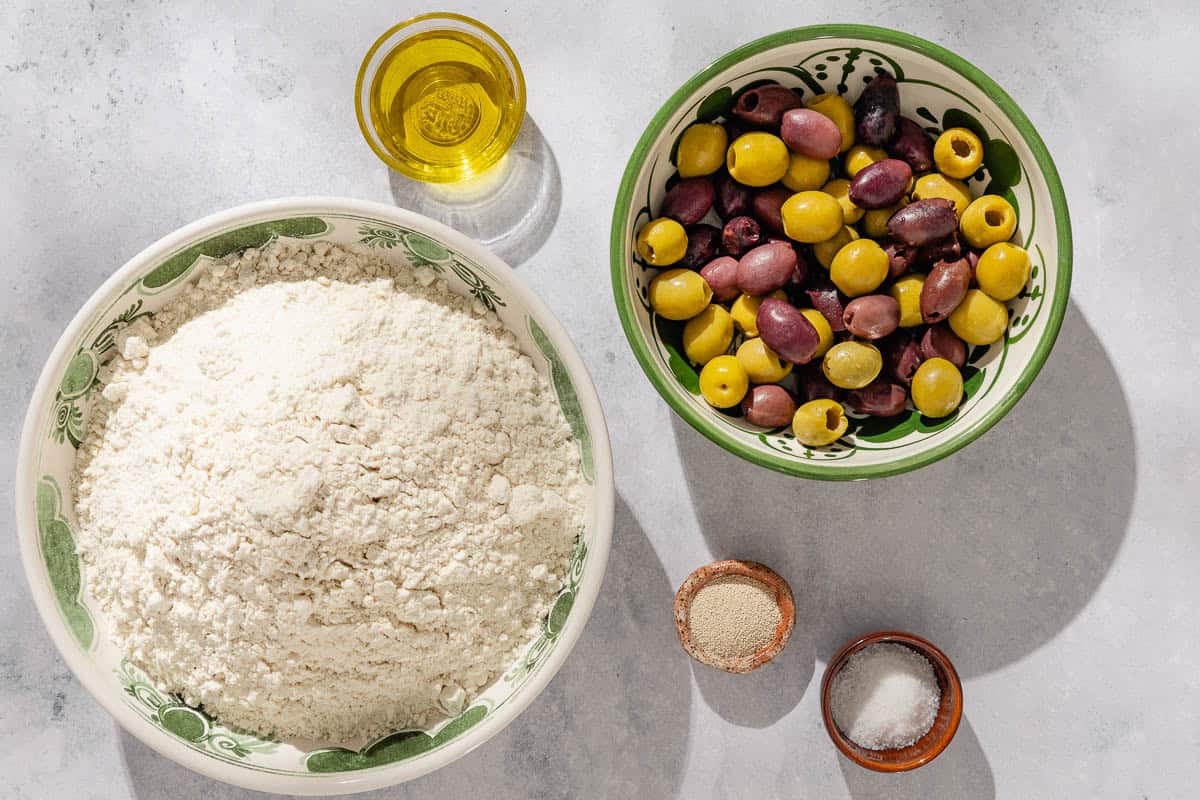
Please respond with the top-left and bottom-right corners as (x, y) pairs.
(610, 24), (1071, 479)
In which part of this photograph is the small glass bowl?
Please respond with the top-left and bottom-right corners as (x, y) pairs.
(820, 630), (963, 772)
(354, 12), (526, 183)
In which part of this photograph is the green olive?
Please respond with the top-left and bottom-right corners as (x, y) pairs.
(960, 194), (1017, 249)
(792, 399), (848, 447)
(949, 289), (1008, 345)
(822, 178), (864, 225)
(890, 274), (925, 327)
(822, 341), (882, 389)
(812, 225), (858, 270)
(934, 127), (984, 179)
(780, 190), (843, 243)
(736, 337), (792, 383)
(912, 173), (971, 218)
(676, 123), (729, 178)
(975, 242), (1030, 301)
(829, 238), (888, 297)
(648, 268), (713, 321)
(699, 355), (749, 408)
(800, 308), (834, 358)
(683, 305), (734, 365)
(911, 357), (964, 417)
(730, 290), (785, 337)
(843, 145), (887, 177)
(861, 197), (906, 239)
(781, 151), (831, 192)
(636, 217), (688, 266)
(726, 132), (790, 187)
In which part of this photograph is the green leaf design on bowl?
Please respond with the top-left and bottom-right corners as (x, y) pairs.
(140, 217), (328, 290)
(36, 477), (93, 649)
(58, 351), (99, 400)
(696, 86), (734, 122)
(529, 316), (593, 483)
(402, 231), (453, 263)
(983, 138), (1021, 190)
(653, 316), (700, 394)
(941, 108), (987, 140)
(506, 534), (587, 684)
(546, 589), (574, 635)
(160, 706), (208, 742)
(117, 660), (279, 763)
(304, 706), (487, 773)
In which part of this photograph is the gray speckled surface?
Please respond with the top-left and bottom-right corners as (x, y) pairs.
(2, 2), (1197, 798)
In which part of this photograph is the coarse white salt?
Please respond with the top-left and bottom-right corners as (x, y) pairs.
(829, 642), (941, 750)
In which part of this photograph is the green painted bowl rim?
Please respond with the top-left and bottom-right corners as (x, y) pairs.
(16, 197), (615, 794)
(609, 24), (1073, 480)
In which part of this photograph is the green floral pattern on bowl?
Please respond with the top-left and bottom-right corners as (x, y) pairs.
(18, 201), (612, 792)
(611, 25), (1071, 479)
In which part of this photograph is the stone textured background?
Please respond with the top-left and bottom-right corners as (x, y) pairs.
(2, 1), (1197, 798)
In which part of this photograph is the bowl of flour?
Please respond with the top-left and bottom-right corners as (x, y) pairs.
(16, 197), (613, 794)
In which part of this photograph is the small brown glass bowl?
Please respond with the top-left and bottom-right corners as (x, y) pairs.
(820, 631), (963, 772)
(673, 559), (795, 673)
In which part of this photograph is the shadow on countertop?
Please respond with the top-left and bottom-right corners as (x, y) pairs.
(387, 115), (561, 267)
(121, 494), (689, 800)
(674, 302), (1135, 716)
(834, 716), (995, 799)
(688, 606), (814, 729)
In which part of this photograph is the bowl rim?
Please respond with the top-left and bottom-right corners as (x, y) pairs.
(819, 630), (964, 771)
(15, 196), (614, 795)
(609, 23), (1073, 480)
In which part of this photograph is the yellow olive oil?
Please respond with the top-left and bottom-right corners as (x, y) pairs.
(368, 29), (522, 182)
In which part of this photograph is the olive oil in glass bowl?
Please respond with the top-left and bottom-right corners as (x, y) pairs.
(356, 13), (526, 183)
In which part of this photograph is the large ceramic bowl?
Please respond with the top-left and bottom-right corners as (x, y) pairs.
(611, 25), (1071, 479)
(16, 197), (613, 794)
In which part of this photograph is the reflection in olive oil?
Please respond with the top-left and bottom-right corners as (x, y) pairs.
(369, 30), (521, 182)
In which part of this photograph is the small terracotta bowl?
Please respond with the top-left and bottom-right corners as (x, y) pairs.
(820, 631), (963, 772)
(673, 559), (795, 673)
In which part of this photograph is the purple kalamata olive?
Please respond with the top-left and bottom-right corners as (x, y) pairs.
(846, 379), (908, 417)
(854, 71), (900, 146)
(887, 198), (959, 246)
(660, 177), (715, 225)
(849, 159), (912, 209)
(916, 231), (963, 267)
(678, 224), (721, 269)
(882, 333), (924, 385)
(843, 295), (901, 339)
(722, 215), (763, 257)
(714, 171), (753, 218)
(920, 258), (972, 323)
(737, 241), (797, 296)
(789, 247), (811, 287)
(780, 108), (842, 159)
(886, 117), (935, 173)
(884, 240), (917, 280)
(921, 323), (968, 368)
(756, 298), (821, 364)
(965, 247), (982, 281)
(742, 384), (799, 427)
(805, 278), (847, 332)
(752, 186), (791, 235)
(700, 256), (740, 302)
(732, 84), (803, 128)
(797, 363), (841, 402)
